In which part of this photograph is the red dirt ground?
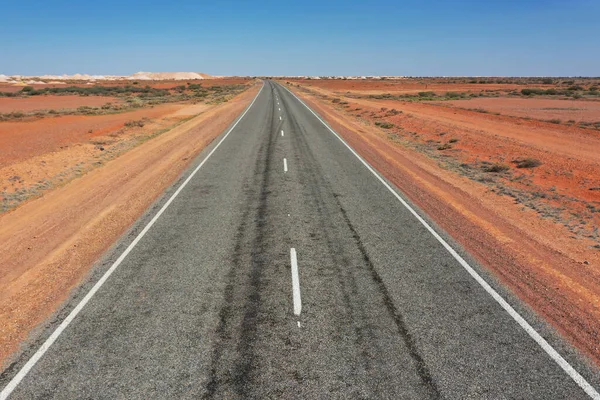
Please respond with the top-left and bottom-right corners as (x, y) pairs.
(287, 81), (600, 366)
(0, 95), (122, 113)
(290, 78), (549, 95)
(0, 104), (182, 167)
(0, 83), (260, 367)
(434, 97), (600, 123)
(0, 85), (25, 93)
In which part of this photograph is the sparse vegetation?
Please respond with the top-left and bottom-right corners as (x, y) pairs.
(0, 111), (25, 121)
(21, 85), (170, 97)
(124, 119), (146, 128)
(521, 87), (599, 98)
(365, 91), (470, 102)
(484, 163), (510, 173)
(513, 158), (542, 169)
(0, 83), (249, 122)
(375, 121), (395, 129)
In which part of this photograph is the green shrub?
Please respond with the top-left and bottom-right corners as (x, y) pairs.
(521, 88), (545, 96)
(375, 121), (395, 129)
(484, 163), (510, 173)
(124, 119), (145, 128)
(513, 158), (542, 169)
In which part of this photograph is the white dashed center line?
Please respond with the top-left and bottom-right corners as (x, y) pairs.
(283, 158), (288, 173)
(281, 130), (284, 137)
(290, 248), (302, 316)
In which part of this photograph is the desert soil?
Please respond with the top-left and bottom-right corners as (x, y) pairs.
(0, 104), (181, 166)
(434, 97), (600, 123)
(292, 78), (549, 95)
(0, 83), (260, 367)
(0, 95), (122, 113)
(285, 80), (600, 365)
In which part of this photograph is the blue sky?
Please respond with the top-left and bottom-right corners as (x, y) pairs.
(1, 0), (599, 76)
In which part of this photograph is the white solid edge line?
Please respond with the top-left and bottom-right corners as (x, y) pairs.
(0, 83), (266, 400)
(280, 83), (600, 399)
(290, 248), (302, 316)
(283, 158), (288, 173)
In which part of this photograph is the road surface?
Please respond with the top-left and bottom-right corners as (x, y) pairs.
(1, 81), (599, 399)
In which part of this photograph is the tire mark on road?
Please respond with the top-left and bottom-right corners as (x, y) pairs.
(284, 87), (441, 399)
(204, 86), (277, 399)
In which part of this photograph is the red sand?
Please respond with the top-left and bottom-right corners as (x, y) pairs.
(290, 78), (552, 95)
(0, 104), (182, 167)
(435, 97), (600, 123)
(0, 95), (121, 113)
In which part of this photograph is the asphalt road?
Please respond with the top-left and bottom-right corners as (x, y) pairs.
(1, 81), (599, 399)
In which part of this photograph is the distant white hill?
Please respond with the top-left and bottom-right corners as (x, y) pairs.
(0, 72), (214, 83)
(128, 72), (212, 80)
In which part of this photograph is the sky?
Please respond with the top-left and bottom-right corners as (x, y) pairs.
(1, 0), (599, 76)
